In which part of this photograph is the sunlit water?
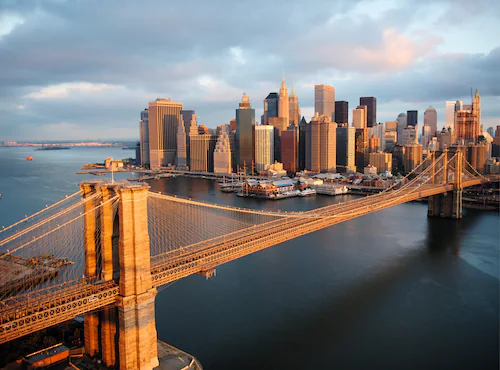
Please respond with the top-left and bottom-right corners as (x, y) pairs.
(0, 147), (498, 370)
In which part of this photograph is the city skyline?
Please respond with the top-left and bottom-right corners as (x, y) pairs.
(0, 0), (499, 140)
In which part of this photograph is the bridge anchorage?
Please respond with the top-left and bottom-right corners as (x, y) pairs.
(0, 149), (495, 370)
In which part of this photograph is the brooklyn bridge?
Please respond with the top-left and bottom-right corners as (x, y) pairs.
(0, 150), (496, 369)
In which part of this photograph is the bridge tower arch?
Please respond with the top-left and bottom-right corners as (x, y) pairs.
(80, 181), (159, 370)
(427, 150), (464, 219)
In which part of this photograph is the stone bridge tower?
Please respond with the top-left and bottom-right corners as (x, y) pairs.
(80, 181), (159, 370)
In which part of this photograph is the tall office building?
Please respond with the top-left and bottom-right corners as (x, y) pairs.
(309, 113), (337, 173)
(401, 126), (418, 146)
(230, 118), (237, 132)
(353, 105), (367, 129)
(268, 116), (288, 162)
(176, 117), (188, 169)
(423, 106), (437, 136)
(281, 128), (297, 173)
(236, 94), (255, 170)
(288, 84), (300, 126)
(263, 92), (279, 125)
(314, 84), (335, 120)
(369, 122), (386, 150)
(180, 109), (195, 167)
(466, 143), (487, 174)
(213, 125), (235, 173)
(254, 125), (274, 173)
(403, 144), (423, 174)
(180, 110), (195, 134)
(385, 121), (397, 132)
(335, 101), (348, 124)
(139, 108), (150, 167)
(384, 131), (397, 152)
(336, 125), (356, 173)
(355, 128), (369, 173)
(298, 117), (308, 171)
(190, 133), (216, 172)
(407, 110), (418, 127)
(359, 97), (377, 128)
(369, 152), (392, 173)
(396, 113), (407, 144)
(455, 89), (481, 143)
(148, 98), (182, 168)
(278, 79), (289, 125)
(445, 101), (456, 131)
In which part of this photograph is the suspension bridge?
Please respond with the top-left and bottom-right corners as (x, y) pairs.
(0, 150), (495, 369)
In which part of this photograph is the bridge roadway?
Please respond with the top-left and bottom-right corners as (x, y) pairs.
(0, 178), (487, 344)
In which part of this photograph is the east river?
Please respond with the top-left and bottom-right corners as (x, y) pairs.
(0, 147), (498, 370)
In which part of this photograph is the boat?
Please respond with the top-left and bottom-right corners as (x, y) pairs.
(299, 188), (317, 197)
(313, 185), (349, 196)
(273, 190), (301, 200)
(26, 156), (33, 161)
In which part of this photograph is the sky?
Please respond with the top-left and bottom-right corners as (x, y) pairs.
(0, 0), (499, 140)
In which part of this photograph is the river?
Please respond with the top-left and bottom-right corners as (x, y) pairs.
(0, 147), (498, 370)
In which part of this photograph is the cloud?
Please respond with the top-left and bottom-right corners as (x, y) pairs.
(23, 82), (123, 99)
(0, 0), (498, 140)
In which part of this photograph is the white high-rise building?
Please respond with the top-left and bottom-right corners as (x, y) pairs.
(213, 125), (235, 174)
(314, 84), (335, 120)
(254, 125), (274, 173)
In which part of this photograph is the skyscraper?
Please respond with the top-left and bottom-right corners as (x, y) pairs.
(445, 101), (456, 131)
(309, 114), (337, 173)
(396, 113), (407, 143)
(314, 84), (335, 120)
(263, 93), (279, 125)
(236, 94), (255, 170)
(403, 144), (423, 174)
(180, 109), (195, 168)
(336, 125), (356, 173)
(281, 128), (297, 173)
(288, 84), (300, 126)
(298, 117), (308, 171)
(353, 105), (367, 129)
(424, 106), (437, 136)
(213, 125), (235, 173)
(359, 97), (377, 128)
(455, 89), (481, 143)
(254, 125), (274, 173)
(355, 128), (369, 173)
(369, 152), (392, 173)
(190, 133), (216, 172)
(148, 98), (182, 168)
(407, 110), (418, 128)
(176, 117), (188, 169)
(268, 116), (288, 162)
(278, 79), (289, 125)
(334, 101), (348, 124)
(139, 108), (150, 167)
